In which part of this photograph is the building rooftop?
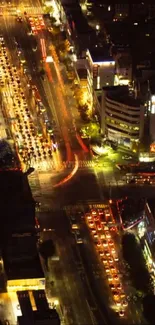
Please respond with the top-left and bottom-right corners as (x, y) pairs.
(3, 234), (44, 280)
(0, 171), (35, 245)
(33, 290), (49, 311)
(71, 14), (92, 34)
(0, 170), (32, 201)
(77, 68), (87, 79)
(17, 309), (60, 325)
(103, 85), (141, 107)
(89, 46), (114, 63)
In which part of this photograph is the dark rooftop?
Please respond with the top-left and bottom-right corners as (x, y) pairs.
(77, 68), (87, 79)
(103, 85), (141, 107)
(0, 171), (35, 245)
(0, 170), (33, 202)
(3, 234), (44, 280)
(17, 309), (60, 325)
(70, 9), (93, 34)
(119, 198), (146, 226)
(33, 290), (49, 311)
(89, 46), (114, 63)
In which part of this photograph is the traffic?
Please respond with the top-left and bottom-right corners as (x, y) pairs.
(85, 207), (128, 318)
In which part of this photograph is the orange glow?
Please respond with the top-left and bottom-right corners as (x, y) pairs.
(44, 62), (53, 83)
(45, 64), (71, 160)
(50, 45), (65, 93)
(53, 154), (79, 187)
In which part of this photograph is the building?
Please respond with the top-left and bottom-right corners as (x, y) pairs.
(63, 2), (96, 53)
(137, 201), (155, 276)
(100, 86), (144, 147)
(17, 290), (60, 325)
(114, 4), (129, 21)
(3, 234), (45, 292)
(117, 197), (146, 231)
(86, 48), (115, 89)
(0, 170), (35, 247)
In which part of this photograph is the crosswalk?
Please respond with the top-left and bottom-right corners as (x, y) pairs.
(0, 6), (43, 15)
(65, 202), (106, 212)
(62, 160), (96, 169)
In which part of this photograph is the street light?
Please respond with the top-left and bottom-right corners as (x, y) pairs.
(96, 24), (100, 31)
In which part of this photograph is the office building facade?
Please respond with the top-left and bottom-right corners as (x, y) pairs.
(101, 86), (144, 147)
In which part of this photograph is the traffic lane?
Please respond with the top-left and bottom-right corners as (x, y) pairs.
(57, 237), (94, 325)
(39, 211), (94, 325)
(46, 45), (91, 159)
(48, 258), (78, 325)
(77, 242), (122, 325)
(79, 213), (135, 324)
(36, 169), (101, 207)
(41, 226), (89, 325)
(53, 170), (102, 205)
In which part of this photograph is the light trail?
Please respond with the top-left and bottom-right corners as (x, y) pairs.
(44, 62), (72, 161)
(40, 38), (47, 60)
(76, 132), (89, 153)
(44, 62), (53, 83)
(50, 45), (65, 93)
(53, 154), (79, 188)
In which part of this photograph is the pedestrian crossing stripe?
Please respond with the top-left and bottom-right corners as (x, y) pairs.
(64, 203), (107, 211)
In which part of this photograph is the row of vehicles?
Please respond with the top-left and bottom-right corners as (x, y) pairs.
(0, 37), (54, 168)
(85, 207), (127, 318)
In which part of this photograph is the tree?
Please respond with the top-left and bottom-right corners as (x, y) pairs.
(122, 233), (153, 294)
(143, 294), (155, 324)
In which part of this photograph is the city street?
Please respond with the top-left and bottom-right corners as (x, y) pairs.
(0, 2), (154, 325)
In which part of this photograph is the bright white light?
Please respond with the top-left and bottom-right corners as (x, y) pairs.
(93, 61), (115, 66)
(54, 299), (59, 306)
(96, 24), (100, 30)
(151, 95), (155, 102)
(134, 22), (138, 25)
(46, 56), (53, 62)
(108, 6), (111, 11)
(97, 76), (100, 89)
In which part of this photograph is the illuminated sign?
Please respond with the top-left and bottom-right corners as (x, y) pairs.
(93, 64), (98, 77)
(46, 56), (53, 62)
(93, 61), (115, 66)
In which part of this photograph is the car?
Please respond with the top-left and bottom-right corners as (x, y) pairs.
(86, 214), (92, 220)
(105, 231), (111, 239)
(119, 310), (124, 317)
(91, 228), (96, 234)
(70, 216), (78, 230)
(102, 240), (108, 247)
(122, 155), (132, 160)
(89, 221), (95, 228)
(96, 242), (101, 248)
(17, 16), (23, 23)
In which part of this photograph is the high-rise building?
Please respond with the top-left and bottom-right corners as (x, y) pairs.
(114, 4), (129, 20)
(100, 86), (144, 148)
